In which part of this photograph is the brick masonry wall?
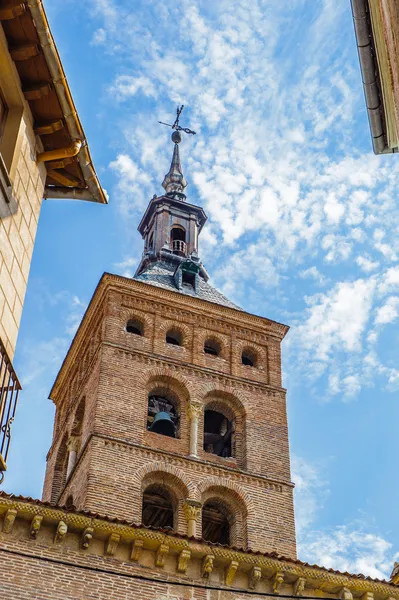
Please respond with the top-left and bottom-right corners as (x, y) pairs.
(44, 277), (296, 559)
(0, 507), (394, 600)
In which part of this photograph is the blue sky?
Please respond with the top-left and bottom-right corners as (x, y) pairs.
(4, 0), (399, 580)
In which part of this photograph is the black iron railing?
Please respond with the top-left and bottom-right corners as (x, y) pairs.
(0, 338), (21, 482)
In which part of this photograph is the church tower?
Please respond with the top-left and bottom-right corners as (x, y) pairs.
(42, 130), (296, 557)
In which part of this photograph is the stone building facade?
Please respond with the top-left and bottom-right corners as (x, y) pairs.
(0, 134), (397, 599)
(0, 2), (105, 474)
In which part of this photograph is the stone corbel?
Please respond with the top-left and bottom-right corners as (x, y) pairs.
(54, 520), (68, 544)
(105, 532), (120, 556)
(294, 577), (306, 597)
(81, 527), (94, 549)
(183, 499), (202, 537)
(340, 588), (353, 600)
(155, 543), (169, 568)
(177, 549), (191, 574)
(201, 554), (215, 579)
(249, 566), (262, 590)
(225, 560), (239, 586)
(30, 515), (43, 539)
(3, 508), (17, 534)
(273, 571), (284, 594)
(130, 538), (144, 562)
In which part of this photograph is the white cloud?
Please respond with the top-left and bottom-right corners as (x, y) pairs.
(356, 256), (379, 273)
(114, 257), (140, 278)
(91, 28), (106, 45)
(295, 278), (376, 361)
(109, 74), (157, 100)
(375, 296), (399, 325)
(294, 456), (398, 579)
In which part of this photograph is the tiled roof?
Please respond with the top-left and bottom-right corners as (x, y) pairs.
(134, 261), (242, 311)
(0, 490), (396, 586)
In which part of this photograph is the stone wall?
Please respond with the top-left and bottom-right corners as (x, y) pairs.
(0, 24), (46, 359)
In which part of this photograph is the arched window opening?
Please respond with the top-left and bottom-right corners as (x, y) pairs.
(165, 328), (182, 346)
(65, 495), (75, 510)
(204, 409), (234, 457)
(142, 484), (174, 529)
(242, 349), (257, 367)
(202, 500), (230, 545)
(147, 392), (179, 438)
(204, 339), (221, 357)
(148, 231), (154, 250)
(72, 397), (85, 436)
(50, 436), (68, 504)
(126, 319), (143, 336)
(171, 225), (186, 256)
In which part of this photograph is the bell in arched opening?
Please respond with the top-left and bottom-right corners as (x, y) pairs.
(150, 411), (176, 437)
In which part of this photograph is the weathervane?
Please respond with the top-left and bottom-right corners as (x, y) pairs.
(158, 105), (196, 136)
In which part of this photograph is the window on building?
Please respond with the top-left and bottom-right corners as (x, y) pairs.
(65, 495), (75, 510)
(171, 225), (186, 256)
(202, 500), (230, 545)
(148, 231), (154, 249)
(142, 484), (174, 529)
(165, 328), (182, 346)
(182, 270), (196, 289)
(241, 349), (257, 367)
(126, 319), (143, 336)
(204, 339), (221, 357)
(203, 409), (234, 457)
(147, 392), (179, 438)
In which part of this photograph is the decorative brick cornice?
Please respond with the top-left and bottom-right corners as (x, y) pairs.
(0, 497), (397, 597)
(105, 342), (286, 397)
(97, 434), (290, 491)
(50, 272), (289, 400)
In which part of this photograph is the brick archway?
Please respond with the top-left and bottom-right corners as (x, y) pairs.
(198, 480), (249, 549)
(133, 461), (198, 535)
(200, 389), (247, 467)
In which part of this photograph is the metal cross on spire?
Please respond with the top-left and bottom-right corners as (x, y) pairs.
(158, 105), (196, 136)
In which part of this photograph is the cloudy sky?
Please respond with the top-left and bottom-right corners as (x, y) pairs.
(5, 0), (399, 580)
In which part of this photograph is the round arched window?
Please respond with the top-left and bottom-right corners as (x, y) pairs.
(166, 328), (183, 346)
(142, 484), (174, 529)
(204, 339), (221, 357)
(203, 409), (234, 457)
(241, 349), (257, 367)
(126, 319), (143, 336)
(202, 500), (231, 545)
(147, 392), (179, 438)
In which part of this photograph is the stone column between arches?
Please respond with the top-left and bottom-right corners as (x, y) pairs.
(188, 401), (203, 457)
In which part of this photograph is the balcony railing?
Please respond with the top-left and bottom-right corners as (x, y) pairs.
(172, 239), (187, 256)
(0, 338), (21, 482)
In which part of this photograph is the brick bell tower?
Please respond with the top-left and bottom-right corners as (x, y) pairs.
(42, 129), (296, 557)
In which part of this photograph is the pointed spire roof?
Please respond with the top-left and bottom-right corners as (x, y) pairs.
(162, 131), (187, 195)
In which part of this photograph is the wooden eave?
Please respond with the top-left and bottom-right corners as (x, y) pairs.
(0, 1), (107, 203)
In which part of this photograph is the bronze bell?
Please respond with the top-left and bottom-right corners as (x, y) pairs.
(150, 411), (176, 437)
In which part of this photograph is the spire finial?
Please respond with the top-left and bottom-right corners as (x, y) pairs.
(159, 105), (196, 196)
(162, 132), (187, 195)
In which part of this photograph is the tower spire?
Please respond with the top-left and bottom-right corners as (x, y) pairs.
(162, 130), (187, 195)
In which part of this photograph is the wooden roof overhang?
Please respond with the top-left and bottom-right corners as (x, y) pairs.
(0, 0), (107, 203)
(351, 0), (399, 154)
